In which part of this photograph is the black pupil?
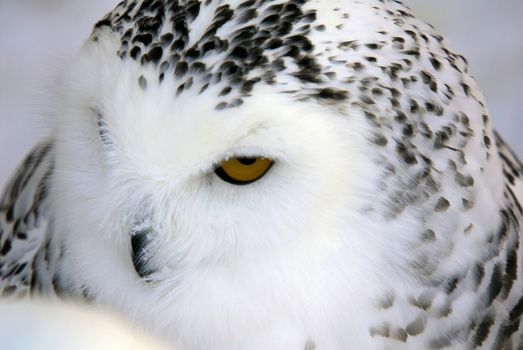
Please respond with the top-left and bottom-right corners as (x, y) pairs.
(238, 157), (257, 166)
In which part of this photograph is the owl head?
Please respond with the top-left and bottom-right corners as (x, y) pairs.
(47, 0), (504, 347)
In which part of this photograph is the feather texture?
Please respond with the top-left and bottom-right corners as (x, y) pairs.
(1, 1), (523, 349)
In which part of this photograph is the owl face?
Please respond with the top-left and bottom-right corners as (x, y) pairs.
(50, 28), (398, 346)
(53, 30), (382, 268)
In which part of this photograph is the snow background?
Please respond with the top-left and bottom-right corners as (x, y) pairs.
(1, 0), (522, 189)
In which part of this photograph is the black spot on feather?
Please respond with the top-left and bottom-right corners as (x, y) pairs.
(314, 88), (348, 101)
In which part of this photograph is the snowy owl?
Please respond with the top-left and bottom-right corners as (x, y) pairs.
(1, 0), (522, 349)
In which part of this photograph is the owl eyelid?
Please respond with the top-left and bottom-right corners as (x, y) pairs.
(212, 154), (274, 170)
(210, 155), (259, 171)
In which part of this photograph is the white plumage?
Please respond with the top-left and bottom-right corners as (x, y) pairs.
(1, 0), (522, 349)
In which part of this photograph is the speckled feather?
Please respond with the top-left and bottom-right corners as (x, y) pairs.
(1, 0), (523, 349)
(0, 141), (55, 299)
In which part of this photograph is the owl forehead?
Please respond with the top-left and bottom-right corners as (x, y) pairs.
(92, 0), (376, 111)
(91, 0), (490, 164)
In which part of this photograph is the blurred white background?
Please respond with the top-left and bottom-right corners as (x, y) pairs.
(0, 301), (169, 350)
(0, 0), (522, 189)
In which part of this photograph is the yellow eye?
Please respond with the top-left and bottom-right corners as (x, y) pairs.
(215, 157), (274, 185)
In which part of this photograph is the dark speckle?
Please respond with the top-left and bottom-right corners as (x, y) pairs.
(501, 242), (518, 299)
(430, 57), (442, 71)
(1, 238), (12, 255)
(373, 134), (388, 146)
(138, 75), (147, 90)
(405, 315), (426, 336)
(130, 46), (142, 59)
(455, 173), (474, 188)
(94, 19), (112, 29)
(216, 102), (228, 110)
(175, 61), (189, 77)
(445, 276), (459, 294)
(462, 198), (474, 210)
(132, 33), (153, 46)
(219, 87), (232, 96)
(422, 229), (436, 242)
(435, 197), (450, 212)
(471, 313), (494, 347)
(370, 323), (391, 338)
(486, 264), (503, 305)
(145, 46), (163, 64)
(391, 328), (408, 342)
(314, 88), (348, 101)
(430, 336), (452, 349)
(1, 285), (17, 297)
(229, 46), (249, 59)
